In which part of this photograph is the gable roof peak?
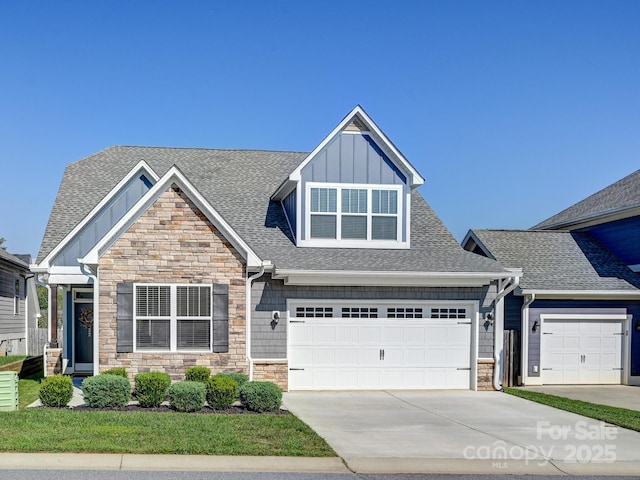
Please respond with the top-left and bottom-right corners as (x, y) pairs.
(273, 106), (425, 200)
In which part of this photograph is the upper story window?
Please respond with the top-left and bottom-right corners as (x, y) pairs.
(306, 183), (403, 245)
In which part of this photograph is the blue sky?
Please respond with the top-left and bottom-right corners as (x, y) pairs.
(1, 1), (639, 258)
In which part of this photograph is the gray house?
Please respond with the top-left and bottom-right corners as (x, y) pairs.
(0, 250), (38, 355)
(33, 106), (517, 390)
(463, 168), (640, 387)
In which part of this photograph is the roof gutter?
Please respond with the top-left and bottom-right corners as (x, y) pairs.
(492, 272), (521, 391)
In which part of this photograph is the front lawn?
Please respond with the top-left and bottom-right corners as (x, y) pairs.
(504, 387), (640, 432)
(0, 355), (26, 367)
(0, 408), (335, 456)
(18, 374), (43, 409)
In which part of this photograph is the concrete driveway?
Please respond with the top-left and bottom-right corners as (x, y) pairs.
(283, 390), (640, 475)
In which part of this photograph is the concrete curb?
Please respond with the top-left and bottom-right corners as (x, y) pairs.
(343, 457), (640, 475)
(0, 454), (348, 473)
(1, 453), (639, 475)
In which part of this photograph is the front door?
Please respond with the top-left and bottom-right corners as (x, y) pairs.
(73, 289), (94, 372)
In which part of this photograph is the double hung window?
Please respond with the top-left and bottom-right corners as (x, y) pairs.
(308, 184), (402, 243)
(135, 284), (211, 351)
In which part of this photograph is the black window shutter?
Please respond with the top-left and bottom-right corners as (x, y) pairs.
(212, 283), (229, 353)
(116, 282), (134, 353)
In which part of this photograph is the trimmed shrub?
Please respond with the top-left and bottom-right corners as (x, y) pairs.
(215, 372), (249, 389)
(82, 374), (131, 408)
(39, 375), (73, 407)
(184, 366), (211, 383)
(206, 376), (238, 410)
(101, 367), (128, 378)
(168, 381), (206, 412)
(134, 372), (171, 408)
(239, 381), (282, 413)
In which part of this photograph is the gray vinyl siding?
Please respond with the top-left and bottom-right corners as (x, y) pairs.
(251, 275), (497, 358)
(527, 304), (627, 377)
(0, 268), (25, 340)
(52, 173), (153, 266)
(282, 189), (296, 236)
(300, 133), (409, 242)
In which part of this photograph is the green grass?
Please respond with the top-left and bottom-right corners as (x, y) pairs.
(0, 355), (26, 367)
(18, 373), (44, 409)
(0, 408), (336, 456)
(504, 387), (640, 432)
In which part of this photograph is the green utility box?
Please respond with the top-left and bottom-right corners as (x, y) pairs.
(0, 371), (19, 411)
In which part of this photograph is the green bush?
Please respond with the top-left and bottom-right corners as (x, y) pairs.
(38, 375), (73, 407)
(184, 366), (211, 383)
(134, 372), (171, 408)
(168, 381), (206, 412)
(239, 381), (282, 412)
(101, 367), (128, 378)
(206, 376), (238, 410)
(82, 374), (131, 408)
(215, 372), (249, 389)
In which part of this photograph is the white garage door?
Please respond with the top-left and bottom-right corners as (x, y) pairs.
(542, 319), (623, 385)
(288, 318), (472, 390)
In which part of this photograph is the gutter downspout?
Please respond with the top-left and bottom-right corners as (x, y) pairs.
(520, 293), (535, 386)
(492, 274), (520, 391)
(246, 262), (267, 380)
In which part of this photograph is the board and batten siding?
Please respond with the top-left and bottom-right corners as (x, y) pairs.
(250, 276), (497, 359)
(282, 189), (296, 236)
(526, 300), (640, 378)
(51, 173), (153, 266)
(299, 132), (410, 242)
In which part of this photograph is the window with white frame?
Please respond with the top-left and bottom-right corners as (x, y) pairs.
(307, 184), (402, 243)
(13, 278), (19, 315)
(135, 284), (211, 351)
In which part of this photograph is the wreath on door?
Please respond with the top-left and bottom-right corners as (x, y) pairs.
(79, 308), (94, 334)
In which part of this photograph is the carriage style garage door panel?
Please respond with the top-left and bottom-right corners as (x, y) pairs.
(541, 319), (624, 385)
(288, 318), (472, 390)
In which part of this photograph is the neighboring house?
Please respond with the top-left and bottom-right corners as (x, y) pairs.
(32, 106), (517, 391)
(463, 168), (640, 387)
(0, 250), (38, 355)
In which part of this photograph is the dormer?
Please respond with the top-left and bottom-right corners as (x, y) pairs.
(272, 106), (424, 249)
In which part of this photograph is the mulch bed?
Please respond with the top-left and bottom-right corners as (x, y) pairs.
(65, 404), (290, 415)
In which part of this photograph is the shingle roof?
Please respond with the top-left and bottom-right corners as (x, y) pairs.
(38, 146), (506, 275)
(0, 248), (29, 270)
(470, 229), (640, 291)
(533, 169), (640, 229)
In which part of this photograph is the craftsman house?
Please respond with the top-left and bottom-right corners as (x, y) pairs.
(33, 106), (517, 390)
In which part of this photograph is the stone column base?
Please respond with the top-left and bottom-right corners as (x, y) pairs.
(477, 358), (496, 390)
(252, 360), (288, 391)
(45, 348), (63, 376)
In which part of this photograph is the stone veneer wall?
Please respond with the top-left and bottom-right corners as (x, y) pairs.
(98, 185), (248, 381)
(477, 359), (495, 390)
(45, 347), (63, 376)
(252, 360), (288, 390)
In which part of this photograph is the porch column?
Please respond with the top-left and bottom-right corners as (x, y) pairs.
(49, 284), (58, 348)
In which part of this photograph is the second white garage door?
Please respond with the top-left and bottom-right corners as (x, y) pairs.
(288, 318), (472, 390)
(541, 319), (624, 385)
